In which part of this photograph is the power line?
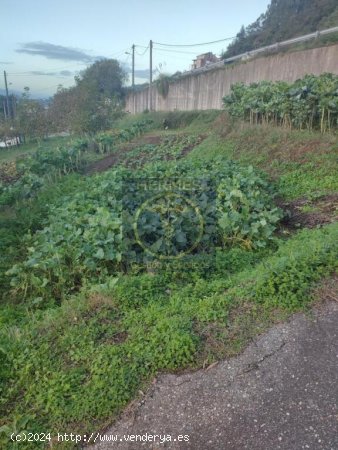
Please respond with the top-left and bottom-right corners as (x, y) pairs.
(123, 52), (131, 65)
(153, 47), (199, 55)
(135, 44), (149, 56)
(153, 36), (235, 47)
(153, 52), (194, 63)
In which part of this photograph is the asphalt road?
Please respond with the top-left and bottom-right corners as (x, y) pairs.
(89, 301), (338, 450)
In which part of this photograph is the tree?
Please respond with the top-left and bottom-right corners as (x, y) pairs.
(14, 87), (48, 141)
(76, 59), (126, 99)
(48, 85), (77, 133)
(49, 59), (127, 134)
(222, 0), (338, 59)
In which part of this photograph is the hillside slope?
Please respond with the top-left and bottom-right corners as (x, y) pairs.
(0, 111), (337, 449)
(223, 0), (338, 58)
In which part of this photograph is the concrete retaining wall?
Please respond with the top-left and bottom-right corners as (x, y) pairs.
(126, 44), (338, 113)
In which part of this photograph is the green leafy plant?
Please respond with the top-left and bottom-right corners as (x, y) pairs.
(6, 159), (282, 303)
(0, 119), (154, 207)
(223, 74), (338, 132)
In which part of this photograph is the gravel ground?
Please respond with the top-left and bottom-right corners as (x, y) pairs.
(89, 301), (338, 450)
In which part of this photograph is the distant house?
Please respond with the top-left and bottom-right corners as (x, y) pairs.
(191, 52), (219, 70)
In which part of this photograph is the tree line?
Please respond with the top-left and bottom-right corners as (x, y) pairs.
(0, 59), (127, 143)
(222, 0), (338, 59)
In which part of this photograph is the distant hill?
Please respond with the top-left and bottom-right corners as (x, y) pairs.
(0, 88), (49, 100)
(0, 88), (22, 98)
(223, 0), (338, 58)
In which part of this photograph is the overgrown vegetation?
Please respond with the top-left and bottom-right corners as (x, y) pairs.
(5, 159), (281, 304)
(222, 0), (338, 59)
(0, 110), (337, 449)
(156, 74), (171, 98)
(0, 119), (153, 206)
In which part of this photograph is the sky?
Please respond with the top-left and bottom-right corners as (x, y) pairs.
(1, 0), (271, 98)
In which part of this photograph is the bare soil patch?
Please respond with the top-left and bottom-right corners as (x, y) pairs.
(279, 194), (338, 229)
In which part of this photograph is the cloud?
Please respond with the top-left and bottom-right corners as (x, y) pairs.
(0, 61), (13, 64)
(16, 42), (104, 63)
(29, 70), (74, 77)
(30, 70), (57, 76)
(59, 70), (73, 76)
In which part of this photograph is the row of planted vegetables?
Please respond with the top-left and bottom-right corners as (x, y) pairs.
(223, 73), (338, 132)
(0, 119), (154, 206)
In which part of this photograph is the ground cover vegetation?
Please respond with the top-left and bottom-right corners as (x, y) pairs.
(0, 105), (337, 449)
(0, 119), (153, 207)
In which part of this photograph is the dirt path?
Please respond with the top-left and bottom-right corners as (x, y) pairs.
(85, 135), (163, 175)
(84, 133), (206, 175)
(89, 299), (338, 450)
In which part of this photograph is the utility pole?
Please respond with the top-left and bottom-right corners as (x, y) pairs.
(132, 44), (135, 114)
(3, 101), (7, 120)
(131, 44), (135, 89)
(4, 71), (10, 120)
(149, 39), (153, 111)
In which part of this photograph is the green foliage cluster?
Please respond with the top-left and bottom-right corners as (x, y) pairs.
(6, 172), (123, 303)
(156, 74), (171, 98)
(188, 123), (338, 200)
(0, 147), (85, 207)
(223, 0), (338, 59)
(48, 59), (127, 134)
(1, 223), (337, 448)
(0, 218), (22, 299)
(0, 88), (49, 143)
(216, 165), (281, 248)
(277, 160), (338, 199)
(223, 74), (338, 132)
(254, 224), (338, 308)
(14, 88), (48, 140)
(0, 119), (153, 207)
(87, 118), (154, 154)
(0, 175), (84, 299)
(121, 135), (202, 167)
(6, 159), (282, 304)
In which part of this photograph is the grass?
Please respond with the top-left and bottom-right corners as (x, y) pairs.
(0, 111), (337, 449)
(1, 224), (337, 449)
(117, 110), (222, 133)
(188, 120), (338, 200)
(0, 136), (72, 164)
